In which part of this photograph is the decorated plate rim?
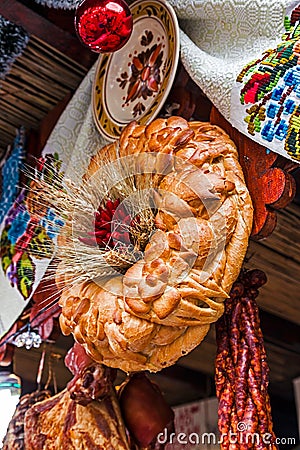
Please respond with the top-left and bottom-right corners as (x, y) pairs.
(92, 0), (180, 141)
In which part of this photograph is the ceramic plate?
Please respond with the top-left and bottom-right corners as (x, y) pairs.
(92, 0), (180, 140)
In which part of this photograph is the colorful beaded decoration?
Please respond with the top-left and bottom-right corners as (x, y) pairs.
(0, 153), (64, 299)
(0, 127), (25, 225)
(235, 5), (300, 161)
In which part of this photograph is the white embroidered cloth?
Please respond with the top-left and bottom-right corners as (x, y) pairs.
(168, 0), (300, 163)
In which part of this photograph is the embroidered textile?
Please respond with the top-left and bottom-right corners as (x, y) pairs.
(168, 0), (300, 162)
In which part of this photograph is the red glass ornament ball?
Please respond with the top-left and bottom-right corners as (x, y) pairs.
(75, 0), (133, 53)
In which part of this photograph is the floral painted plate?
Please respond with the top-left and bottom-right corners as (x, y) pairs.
(92, 0), (180, 140)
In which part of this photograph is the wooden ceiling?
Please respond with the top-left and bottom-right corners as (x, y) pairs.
(0, 35), (89, 155)
(0, 0), (96, 157)
(1, 1), (300, 445)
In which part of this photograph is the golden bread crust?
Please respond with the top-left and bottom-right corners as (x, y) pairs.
(58, 117), (253, 372)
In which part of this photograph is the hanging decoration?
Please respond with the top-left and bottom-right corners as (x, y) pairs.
(0, 16), (29, 80)
(215, 269), (277, 449)
(0, 153), (65, 301)
(0, 127), (26, 226)
(75, 0), (133, 53)
(230, 3), (300, 162)
(33, 0), (81, 8)
(11, 328), (42, 350)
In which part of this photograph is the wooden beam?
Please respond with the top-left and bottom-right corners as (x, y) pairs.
(0, 0), (95, 69)
(247, 239), (300, 325)
(149, 366), (215, 406)
(242, 202), (300, 325)
(260, 310), (300, 354)
(159, 364), (213, 391)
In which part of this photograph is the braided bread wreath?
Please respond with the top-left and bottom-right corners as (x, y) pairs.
(58, 116), (253, 373)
